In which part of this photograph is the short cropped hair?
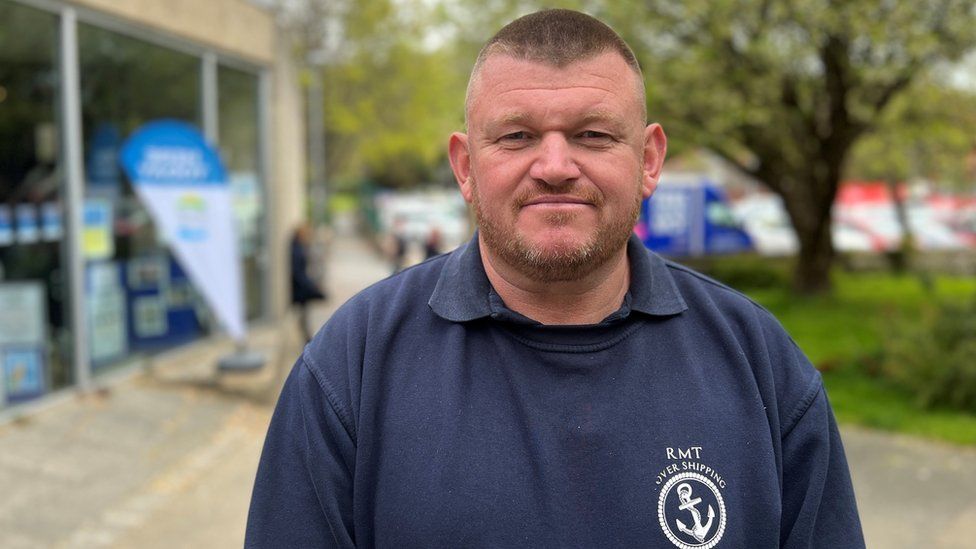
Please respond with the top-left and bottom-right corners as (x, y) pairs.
(465, 9), (646, 123)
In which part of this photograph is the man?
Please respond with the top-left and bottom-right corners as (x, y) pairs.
(246, 9), (864, 548)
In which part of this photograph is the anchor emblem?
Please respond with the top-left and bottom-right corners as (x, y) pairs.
(674, 482), (715, 542)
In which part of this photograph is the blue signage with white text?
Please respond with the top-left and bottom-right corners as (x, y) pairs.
(119, 120), (227, 188)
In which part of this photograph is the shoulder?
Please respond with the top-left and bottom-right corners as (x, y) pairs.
(324, 252), (450, 329)
(659, 257), (823, 433)
(661, 258), (793, 348)
(299, 253), (452, 409)
(663, 259), (767, 317)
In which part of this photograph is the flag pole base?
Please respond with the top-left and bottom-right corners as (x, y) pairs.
(217, 343), (266, 372)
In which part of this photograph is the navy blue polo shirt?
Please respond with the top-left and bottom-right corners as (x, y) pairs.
(245, 235), (864, 548)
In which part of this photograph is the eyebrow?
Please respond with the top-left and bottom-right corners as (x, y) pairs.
(482, 109), (629, 137)
(578, 109), (628, 132)
(482, 113), (531, 137)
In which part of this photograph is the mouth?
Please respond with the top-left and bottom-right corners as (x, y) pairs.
(520, 195), (593, 208)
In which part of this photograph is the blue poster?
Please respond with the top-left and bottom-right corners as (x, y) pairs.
(41, 202), (63, 241)
(15, 204), (39, 244)
(86, 123), (123, 199)
(3, 347), (46, 401)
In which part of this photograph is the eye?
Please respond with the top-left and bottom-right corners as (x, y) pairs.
(496, 131), (534, 149)
(578, 130), (612, 141)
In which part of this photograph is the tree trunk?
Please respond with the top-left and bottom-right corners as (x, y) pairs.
(885, 178), (912, 273)
(778, 175), (836, 295)
(793, 216), (834, 294)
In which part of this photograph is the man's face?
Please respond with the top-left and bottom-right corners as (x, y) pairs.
(449, 51), (666, 282)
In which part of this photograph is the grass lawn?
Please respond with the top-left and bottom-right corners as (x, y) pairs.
(715, 263), (976, 446)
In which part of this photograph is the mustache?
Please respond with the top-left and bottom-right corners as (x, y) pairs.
(511, 183), (603, 209)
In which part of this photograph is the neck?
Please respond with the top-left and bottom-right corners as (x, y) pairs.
(479, 237), (631, 325)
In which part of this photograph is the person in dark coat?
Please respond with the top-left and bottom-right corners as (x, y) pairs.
(291, 223), (325, 343)
(423, 226), (443, 260)
(389, 215), (408, 274)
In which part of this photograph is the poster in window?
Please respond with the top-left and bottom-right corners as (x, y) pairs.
(0, 282), (47, 347)
(87, 260), (120, 294)
(133, 295), (167, 337)
(2, 347), (46, 401)
(41, 202), (63, 241)
(15, 204), (39, 244)
(230, 172), (260, 254)
(82, 199), (114, 260)
(88, 286), (127, 363)
(165, 279), (195, 308)
(86, 123), (123, 200)
(127, 256), (168, 291)
(0, 206), (12, 246)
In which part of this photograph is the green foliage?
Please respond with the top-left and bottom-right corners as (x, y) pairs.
(822, 368), (976, 446)
(881, 298), (976, 412)
(689, 254), (792, 291)
(746, 269), (976, 444)
(601, 0), (976, 291)
(320, 0), (468, 188)
(847, 80), (976, 189)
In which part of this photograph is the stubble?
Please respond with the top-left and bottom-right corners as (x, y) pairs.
(472, 178), (642, 283)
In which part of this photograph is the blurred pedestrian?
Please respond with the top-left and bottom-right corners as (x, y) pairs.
(290, 223), (325, 343)
(388, 215), (408, 273)
(423, 226), (442, 260)
(248, 9), (863, 548)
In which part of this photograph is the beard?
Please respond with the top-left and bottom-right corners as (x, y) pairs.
(472, 177), (642, 283)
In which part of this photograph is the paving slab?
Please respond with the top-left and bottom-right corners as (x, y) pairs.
(843, 425), (976, 549)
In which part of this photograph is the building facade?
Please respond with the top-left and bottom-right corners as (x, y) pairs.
(0, 0), (306, 411)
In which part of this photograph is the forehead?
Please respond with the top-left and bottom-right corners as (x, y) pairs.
(467, 52), (644, 126)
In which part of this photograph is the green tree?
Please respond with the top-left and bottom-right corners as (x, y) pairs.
(846, 80), (976, 273)
(323, 40), (464, 188)
(274, 0), (468, 189)
(604, 0), (976, 293)
(847, 80), (976, 190)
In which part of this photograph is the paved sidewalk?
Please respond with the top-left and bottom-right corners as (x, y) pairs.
(0, 234), (392, 549)
(1, 235), (974, 548)
(844, 425), (976, 548)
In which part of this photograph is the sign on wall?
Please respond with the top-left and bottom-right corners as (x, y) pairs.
(3, 347), (46, 402)
(0, 282), (48, 403)
(0, 206), (13, 246)
(118, 120), (245, 341)
(82, 199), (114, 259)
(0, 282), (47, 347)
(86, 261), (128, 364)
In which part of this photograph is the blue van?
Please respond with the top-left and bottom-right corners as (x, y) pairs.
(636, 175), (753, 257)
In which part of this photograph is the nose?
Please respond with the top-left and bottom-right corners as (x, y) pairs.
(528, 133), (581, 186)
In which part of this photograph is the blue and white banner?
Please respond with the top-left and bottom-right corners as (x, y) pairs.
(119, 120), (245, 341)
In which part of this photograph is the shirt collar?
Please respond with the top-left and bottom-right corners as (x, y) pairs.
(428, 232), (688, 323)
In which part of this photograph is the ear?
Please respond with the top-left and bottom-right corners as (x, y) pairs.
(641, 123), (667, 199)
(448, 132), (474, 203)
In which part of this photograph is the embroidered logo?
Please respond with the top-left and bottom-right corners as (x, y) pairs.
(656, 448), (727, 548)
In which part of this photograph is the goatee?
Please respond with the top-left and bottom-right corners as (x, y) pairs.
(472, 179), (641, 283)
